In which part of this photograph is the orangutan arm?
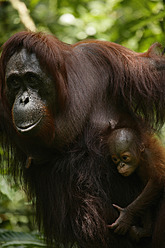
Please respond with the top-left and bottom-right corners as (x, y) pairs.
(108, 178), (162, 235)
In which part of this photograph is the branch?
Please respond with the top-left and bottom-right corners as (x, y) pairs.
(9, 0), (37, 32)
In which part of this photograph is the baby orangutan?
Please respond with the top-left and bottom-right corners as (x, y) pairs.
(107, 128), (165, 241)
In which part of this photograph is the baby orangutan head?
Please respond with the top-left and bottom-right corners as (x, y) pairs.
(108, 128), (144, 177)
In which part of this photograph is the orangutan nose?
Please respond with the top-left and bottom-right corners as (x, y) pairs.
(119, 162), (125, 168)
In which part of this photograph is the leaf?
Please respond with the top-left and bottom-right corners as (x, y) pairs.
(0, 230), (46, 247)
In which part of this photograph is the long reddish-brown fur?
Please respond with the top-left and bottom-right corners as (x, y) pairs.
(142, 133), (165, 182)
(1, 32), (165, 128)
(1, 31), (165, 248)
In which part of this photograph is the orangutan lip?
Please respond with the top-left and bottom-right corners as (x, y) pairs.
(16, 117), (42, 133)
(120, 172), (128, 176)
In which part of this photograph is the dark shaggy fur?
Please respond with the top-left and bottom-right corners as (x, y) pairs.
(1, 32), (165, 247)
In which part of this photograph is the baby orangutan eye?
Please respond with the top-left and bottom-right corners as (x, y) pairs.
(122, 155), (128, 161)
(121, 153), (131, 162)
(112, 155), (120, 164)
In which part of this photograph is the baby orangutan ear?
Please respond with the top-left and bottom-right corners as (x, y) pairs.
(140, 143), (145, 153)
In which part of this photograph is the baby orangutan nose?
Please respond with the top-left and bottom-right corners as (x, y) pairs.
(119, 162), (125, 168)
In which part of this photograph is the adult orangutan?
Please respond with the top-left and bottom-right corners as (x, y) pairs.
(0, 31), (165, 248)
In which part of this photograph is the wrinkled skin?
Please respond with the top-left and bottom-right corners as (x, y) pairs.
(5, 49), (56, 159)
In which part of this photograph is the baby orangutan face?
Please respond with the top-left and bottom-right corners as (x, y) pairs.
(109, 129), (141, 177)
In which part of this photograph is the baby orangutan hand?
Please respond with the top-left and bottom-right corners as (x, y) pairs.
(107, 204), (134, 235)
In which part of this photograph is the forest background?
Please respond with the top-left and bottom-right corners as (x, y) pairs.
(0, 0), (165, 247)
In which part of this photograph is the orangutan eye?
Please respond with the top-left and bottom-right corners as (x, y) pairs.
(6, 76), (21, 92)
(112, 155), (120, 164)
(121, 154), (131, 162)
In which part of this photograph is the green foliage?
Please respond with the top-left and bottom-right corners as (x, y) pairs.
(0, 174), (45, 247)
(0, 0), (165, 51)
(0, 175), (32, 231)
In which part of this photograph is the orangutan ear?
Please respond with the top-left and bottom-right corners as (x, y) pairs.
(146, 43), (164, 57)
(142, 43), (165, 71)
(140, 143), (145, 153)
